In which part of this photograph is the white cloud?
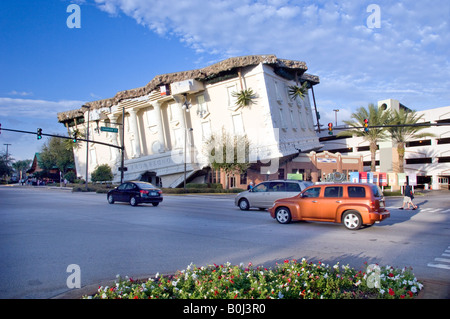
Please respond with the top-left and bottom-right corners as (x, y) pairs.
(92, 0), (450, 111)
(0, 97), (85, 118)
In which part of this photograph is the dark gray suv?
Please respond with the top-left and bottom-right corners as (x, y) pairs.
(235, 180), (313, 210)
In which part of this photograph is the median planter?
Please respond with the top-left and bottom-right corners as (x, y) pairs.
(84, 259), (423, 299)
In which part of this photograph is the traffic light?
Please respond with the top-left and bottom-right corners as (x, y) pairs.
(364, 119), (369, 132)
(37, 128), (42, 140)
(328, 122), (333, 135)
(72, 131), (77, 143)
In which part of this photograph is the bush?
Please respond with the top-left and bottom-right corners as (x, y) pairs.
(84, 259), (423, 299)
(91, 164), (113, 183)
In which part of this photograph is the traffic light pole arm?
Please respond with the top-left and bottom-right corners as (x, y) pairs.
(0, 127), (124, 150)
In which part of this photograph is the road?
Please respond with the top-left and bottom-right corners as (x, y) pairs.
(0, 185), (449, 299)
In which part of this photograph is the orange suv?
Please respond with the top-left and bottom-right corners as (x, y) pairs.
(268, 183), (390, 230)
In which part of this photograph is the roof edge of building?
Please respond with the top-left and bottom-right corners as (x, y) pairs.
(57, 54), (319, 122)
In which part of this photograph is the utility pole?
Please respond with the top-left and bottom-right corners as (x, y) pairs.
(3, 143), (11, 160)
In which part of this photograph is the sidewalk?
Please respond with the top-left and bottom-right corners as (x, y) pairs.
(417, 279), (450, 299)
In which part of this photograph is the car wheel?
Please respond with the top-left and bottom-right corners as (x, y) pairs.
(152, 202), (159, 207)
(275, 207), (291, 224)
(342, 210), (362, 230)
(238, 198), (250, 211)
(130, 196), (138, 206)
(107, 194), (114, 204)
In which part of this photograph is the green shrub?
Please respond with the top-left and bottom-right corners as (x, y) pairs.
(91, 164), (113, 183)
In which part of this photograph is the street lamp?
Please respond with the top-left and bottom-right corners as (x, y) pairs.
(82, 105), (90, 190)
(182, 93), (192, 191)
(333, 109), (339, 126)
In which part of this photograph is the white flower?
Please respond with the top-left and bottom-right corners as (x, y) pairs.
(411, 286), (417, 293)
(278, 292), (284, 299)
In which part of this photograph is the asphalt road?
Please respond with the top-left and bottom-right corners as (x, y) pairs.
(0, 185), (449, 299)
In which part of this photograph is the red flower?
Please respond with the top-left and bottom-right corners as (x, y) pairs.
(388, 273), (394, 277)
(133, 296), (139, 299)
(408, 291), (414, 298)
(388, 288), (395, 296)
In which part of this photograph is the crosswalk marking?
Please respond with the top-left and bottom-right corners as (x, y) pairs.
(427, 246), (450, 270)
(387, 207), (450, 213)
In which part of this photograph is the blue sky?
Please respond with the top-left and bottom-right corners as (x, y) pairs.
(1, 0), (449, 161)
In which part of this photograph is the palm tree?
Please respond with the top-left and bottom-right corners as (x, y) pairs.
(337, 103), (390, 171)
(12, 159), (32, 182)
(387, 108), (435, 173)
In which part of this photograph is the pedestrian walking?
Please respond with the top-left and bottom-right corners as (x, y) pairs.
(400, 182), (417, 210)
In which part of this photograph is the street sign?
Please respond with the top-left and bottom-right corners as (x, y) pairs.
(100, 126), (118, 133)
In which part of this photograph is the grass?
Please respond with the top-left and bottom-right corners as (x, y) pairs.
(84, 259), (423, 299)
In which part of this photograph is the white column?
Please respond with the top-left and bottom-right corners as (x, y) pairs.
(107, 114), (121, 164)
(127, 108), (141, 158)
(151, 101), (166, 153)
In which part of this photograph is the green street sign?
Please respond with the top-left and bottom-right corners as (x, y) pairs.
(100, 126), (118, 133)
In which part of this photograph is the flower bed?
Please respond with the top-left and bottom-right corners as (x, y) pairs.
(85, 259), (423, 299)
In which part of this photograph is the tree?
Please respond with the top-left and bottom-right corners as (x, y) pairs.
(0, 152), (13, 181)
(39, 137), (75, 176)
(387, 108), (435, 173)
(288, 81), (308, 101)
(12, 159), (32, 181)
(91, 164), (113, 182)
(204, 128), (251, 189)
(337, 103), (391, 171)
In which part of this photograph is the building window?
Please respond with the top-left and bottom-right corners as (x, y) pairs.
(201, 120), (211, 140)
(405, 157), (432, 164)
(229, 175), (236, 188)
(146, 108), (158, 133)
(406, 140), (432, 147)
(290, 109), (298, 130)
(232, 113), (245, 135)
(173, 127), (183, 148)
(227, 84), (238, 108)
(240, 173), (247, 185)
(278, 108), (287, 130)
(274, 80), (283, 104)
(196, 94), (209, 118)
(437, 137), (450, 145)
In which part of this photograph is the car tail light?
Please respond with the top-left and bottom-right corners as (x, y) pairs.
(140, 190), (149, 195)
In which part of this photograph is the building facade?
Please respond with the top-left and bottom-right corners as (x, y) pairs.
(318, 99), (450, 189)
(57, 55), (324, 188)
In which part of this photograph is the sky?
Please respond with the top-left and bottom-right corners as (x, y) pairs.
(0, 0), (449, 161)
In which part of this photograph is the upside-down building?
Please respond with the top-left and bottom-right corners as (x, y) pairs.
(57, 55), (326, 188)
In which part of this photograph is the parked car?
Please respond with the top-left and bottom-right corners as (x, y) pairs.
(107, 181), (163, 206)
(268, 183), (390, 230)
(235, 180), (313, 210)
